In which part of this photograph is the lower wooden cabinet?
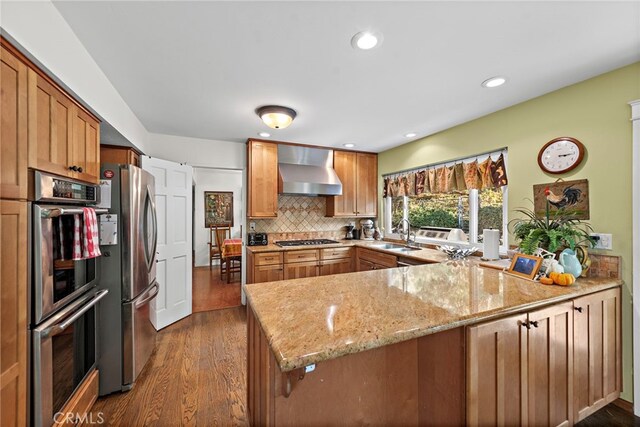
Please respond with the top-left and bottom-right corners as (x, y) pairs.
(319, 258), (353, 276)
(573, 287), (621, 421)
(356, 248), (397, 271)
(467, 289), (620, 427)
(284, 261), (320, 280)
(253, 264), (284, 283)
(0, 200), (28, 427)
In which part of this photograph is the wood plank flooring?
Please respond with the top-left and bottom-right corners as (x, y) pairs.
(192, 266), (242, 313)
(84, 306), (636, 426)
(83, 307), (248, 426)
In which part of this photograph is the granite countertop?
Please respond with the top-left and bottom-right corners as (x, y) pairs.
(247, 239), (453, 264)
(244, 262), (621, 372)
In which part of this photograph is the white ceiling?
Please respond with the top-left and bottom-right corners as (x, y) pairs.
(53, 1), (640, 153)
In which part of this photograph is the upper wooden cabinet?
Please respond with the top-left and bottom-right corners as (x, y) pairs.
(326, 151), (378, 217)
(247, 140), (278, 218)
(100, 144), (141, 167)
(0, 45), (28, 200)
(27, 64), (100, 184)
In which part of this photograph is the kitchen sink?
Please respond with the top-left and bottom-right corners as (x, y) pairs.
(369, 243), (422, 252)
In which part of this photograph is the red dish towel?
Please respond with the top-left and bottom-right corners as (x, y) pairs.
(71, 208), (101, 260)
(82, 208), (101, 259)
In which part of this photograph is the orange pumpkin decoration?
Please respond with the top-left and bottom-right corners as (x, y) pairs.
(552, 273), (576, 286)
(539, 277), (554, 285)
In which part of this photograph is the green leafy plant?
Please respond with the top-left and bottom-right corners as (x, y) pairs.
(509, 203), (596, 255)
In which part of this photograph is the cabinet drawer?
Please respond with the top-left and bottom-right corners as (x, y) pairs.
(254, 252), (283, 266)
(320, 247), (353, 260)
(357, 248), (397, 268)
(284, 250), (319, 264)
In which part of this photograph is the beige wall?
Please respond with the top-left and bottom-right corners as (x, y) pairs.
(378, 62), (640, 401)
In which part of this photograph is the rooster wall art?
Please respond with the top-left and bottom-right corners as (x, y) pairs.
(533, 179), (590, 220)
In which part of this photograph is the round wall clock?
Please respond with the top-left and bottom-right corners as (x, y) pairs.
(537, 137), (585, 174)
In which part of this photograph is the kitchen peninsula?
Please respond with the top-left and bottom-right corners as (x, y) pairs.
(245, 262), (621, 426)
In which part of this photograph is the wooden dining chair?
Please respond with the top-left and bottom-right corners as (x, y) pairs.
(215, 226), (241, 283)
(208, 226), (221, 268)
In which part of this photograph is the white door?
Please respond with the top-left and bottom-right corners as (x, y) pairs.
(142, 156), (193, 330)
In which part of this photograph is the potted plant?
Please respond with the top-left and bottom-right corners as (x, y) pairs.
(509, 203), (596, 255)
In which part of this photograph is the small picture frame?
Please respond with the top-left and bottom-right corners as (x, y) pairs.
(506, 253), (543, 280)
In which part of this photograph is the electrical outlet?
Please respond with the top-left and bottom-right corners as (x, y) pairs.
(590, 233), (613, 250)
(249, 222), (256, 232)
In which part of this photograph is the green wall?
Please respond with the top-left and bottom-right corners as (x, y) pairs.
(378, 62), (640, 402)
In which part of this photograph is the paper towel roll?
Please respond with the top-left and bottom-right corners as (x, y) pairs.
(483, 229), (500, 260)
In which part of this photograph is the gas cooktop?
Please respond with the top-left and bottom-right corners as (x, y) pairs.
(275, 239), (339, 247)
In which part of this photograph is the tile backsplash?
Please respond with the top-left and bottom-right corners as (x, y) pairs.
(251, 195), (366, 240)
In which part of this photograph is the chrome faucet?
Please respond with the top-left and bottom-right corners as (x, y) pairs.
(398, 219), (417, 247)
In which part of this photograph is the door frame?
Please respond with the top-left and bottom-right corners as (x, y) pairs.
(630, 99), (640, 415)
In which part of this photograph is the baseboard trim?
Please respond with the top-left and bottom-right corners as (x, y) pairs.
(612, 398), (634, 414)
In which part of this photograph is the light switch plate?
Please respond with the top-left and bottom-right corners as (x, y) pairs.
(590, 233), (613, 250)
(249, 222), (256, 232)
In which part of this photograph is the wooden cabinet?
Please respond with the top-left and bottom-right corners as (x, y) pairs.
(100, 144), (141, 167)
(573, 288), (621, 422)
(253, 264), (284, 283)
(326, 151), (378, 217)
(1, 45), (28, 200)
(468, 301), (577, 426)
(247, 140), (278, 218)
(320, 258), (353, 276)
(254, 252), (284, 266)
(284, 260), (320, 280)
(284, 249), (318, 264)
(71, 107), (100, 183)
(0, 200), (28, 427)
(356, 247), (397, 271)
(26, 64), (100, 184)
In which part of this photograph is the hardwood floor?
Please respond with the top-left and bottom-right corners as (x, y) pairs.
(192, 266), (242, 313)
(83, 308), (248, 426)
(84, 307), (636, 426)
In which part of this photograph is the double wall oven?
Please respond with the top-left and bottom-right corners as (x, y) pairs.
(29, 171), (108, 426)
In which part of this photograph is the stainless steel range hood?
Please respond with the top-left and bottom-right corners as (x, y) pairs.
(278, 145), (343, 196)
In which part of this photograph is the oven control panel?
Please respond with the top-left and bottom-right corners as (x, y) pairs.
(32, 171), (100, 204)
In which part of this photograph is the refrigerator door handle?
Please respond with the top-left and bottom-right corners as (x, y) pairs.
(134, 282), (159, 309)
(146, 184), (158, 268)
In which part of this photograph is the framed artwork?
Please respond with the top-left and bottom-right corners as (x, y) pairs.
(533, 179), (589, 220)
(506, 253), (543, 280)
(204, 191), (234, 227)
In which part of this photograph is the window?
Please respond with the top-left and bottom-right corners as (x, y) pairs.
(383, 151), (509, 252)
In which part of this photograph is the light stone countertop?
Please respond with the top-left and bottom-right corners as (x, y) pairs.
(244, 261), (621, 372)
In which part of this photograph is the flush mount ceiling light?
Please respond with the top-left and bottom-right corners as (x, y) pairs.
(404, 132), (417, 138)
(481, 76), (507, 88)
(343, 143), (356, 148)
(258, 132), (271, 138)
(256, 105), (297, 129)
(351, 31), (382, 50)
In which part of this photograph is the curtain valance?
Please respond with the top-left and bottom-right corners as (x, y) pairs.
(382, 150), (508, 198)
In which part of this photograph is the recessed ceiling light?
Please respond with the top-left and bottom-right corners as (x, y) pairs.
(481, 76), (507, 88)
(351, 31), (381, 50)
(343, 143), (356, 148)
(258, 132), (271, 138)
(404, 132), (417, 138)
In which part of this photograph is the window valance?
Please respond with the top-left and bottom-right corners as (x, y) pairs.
(382, 148), (508, 198)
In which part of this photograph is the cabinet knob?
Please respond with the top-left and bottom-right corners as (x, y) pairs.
(574, 306), (583, 313)
(530, 320), (539, 328)
(77, 167), (83, 173)
(521, 320), (531, 329)
(69, 165), (78, 171)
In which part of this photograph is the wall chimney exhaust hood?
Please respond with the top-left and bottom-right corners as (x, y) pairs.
(278, 145), (343, 196)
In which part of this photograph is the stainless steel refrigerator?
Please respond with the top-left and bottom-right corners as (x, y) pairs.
(97, 163), (159, 395)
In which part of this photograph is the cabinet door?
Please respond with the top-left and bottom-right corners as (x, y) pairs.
(28, 69), (75, 178)
(1, 46), (28, 200)
(467, 313), (527, 427)
(0, 200), (28, 427)
(326, 151), (357, 217)
(355, 153), (377, 217)
(573, 288), (621, 421)
(356, 258), (375, 272)
(253, 264), (284, 283)
(319, 258), (353, 276)
(284, 261), (319, 280)
(71, 108), (100, 183)
(526, 302), (574, 427)
(248, 141), (278, 218)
